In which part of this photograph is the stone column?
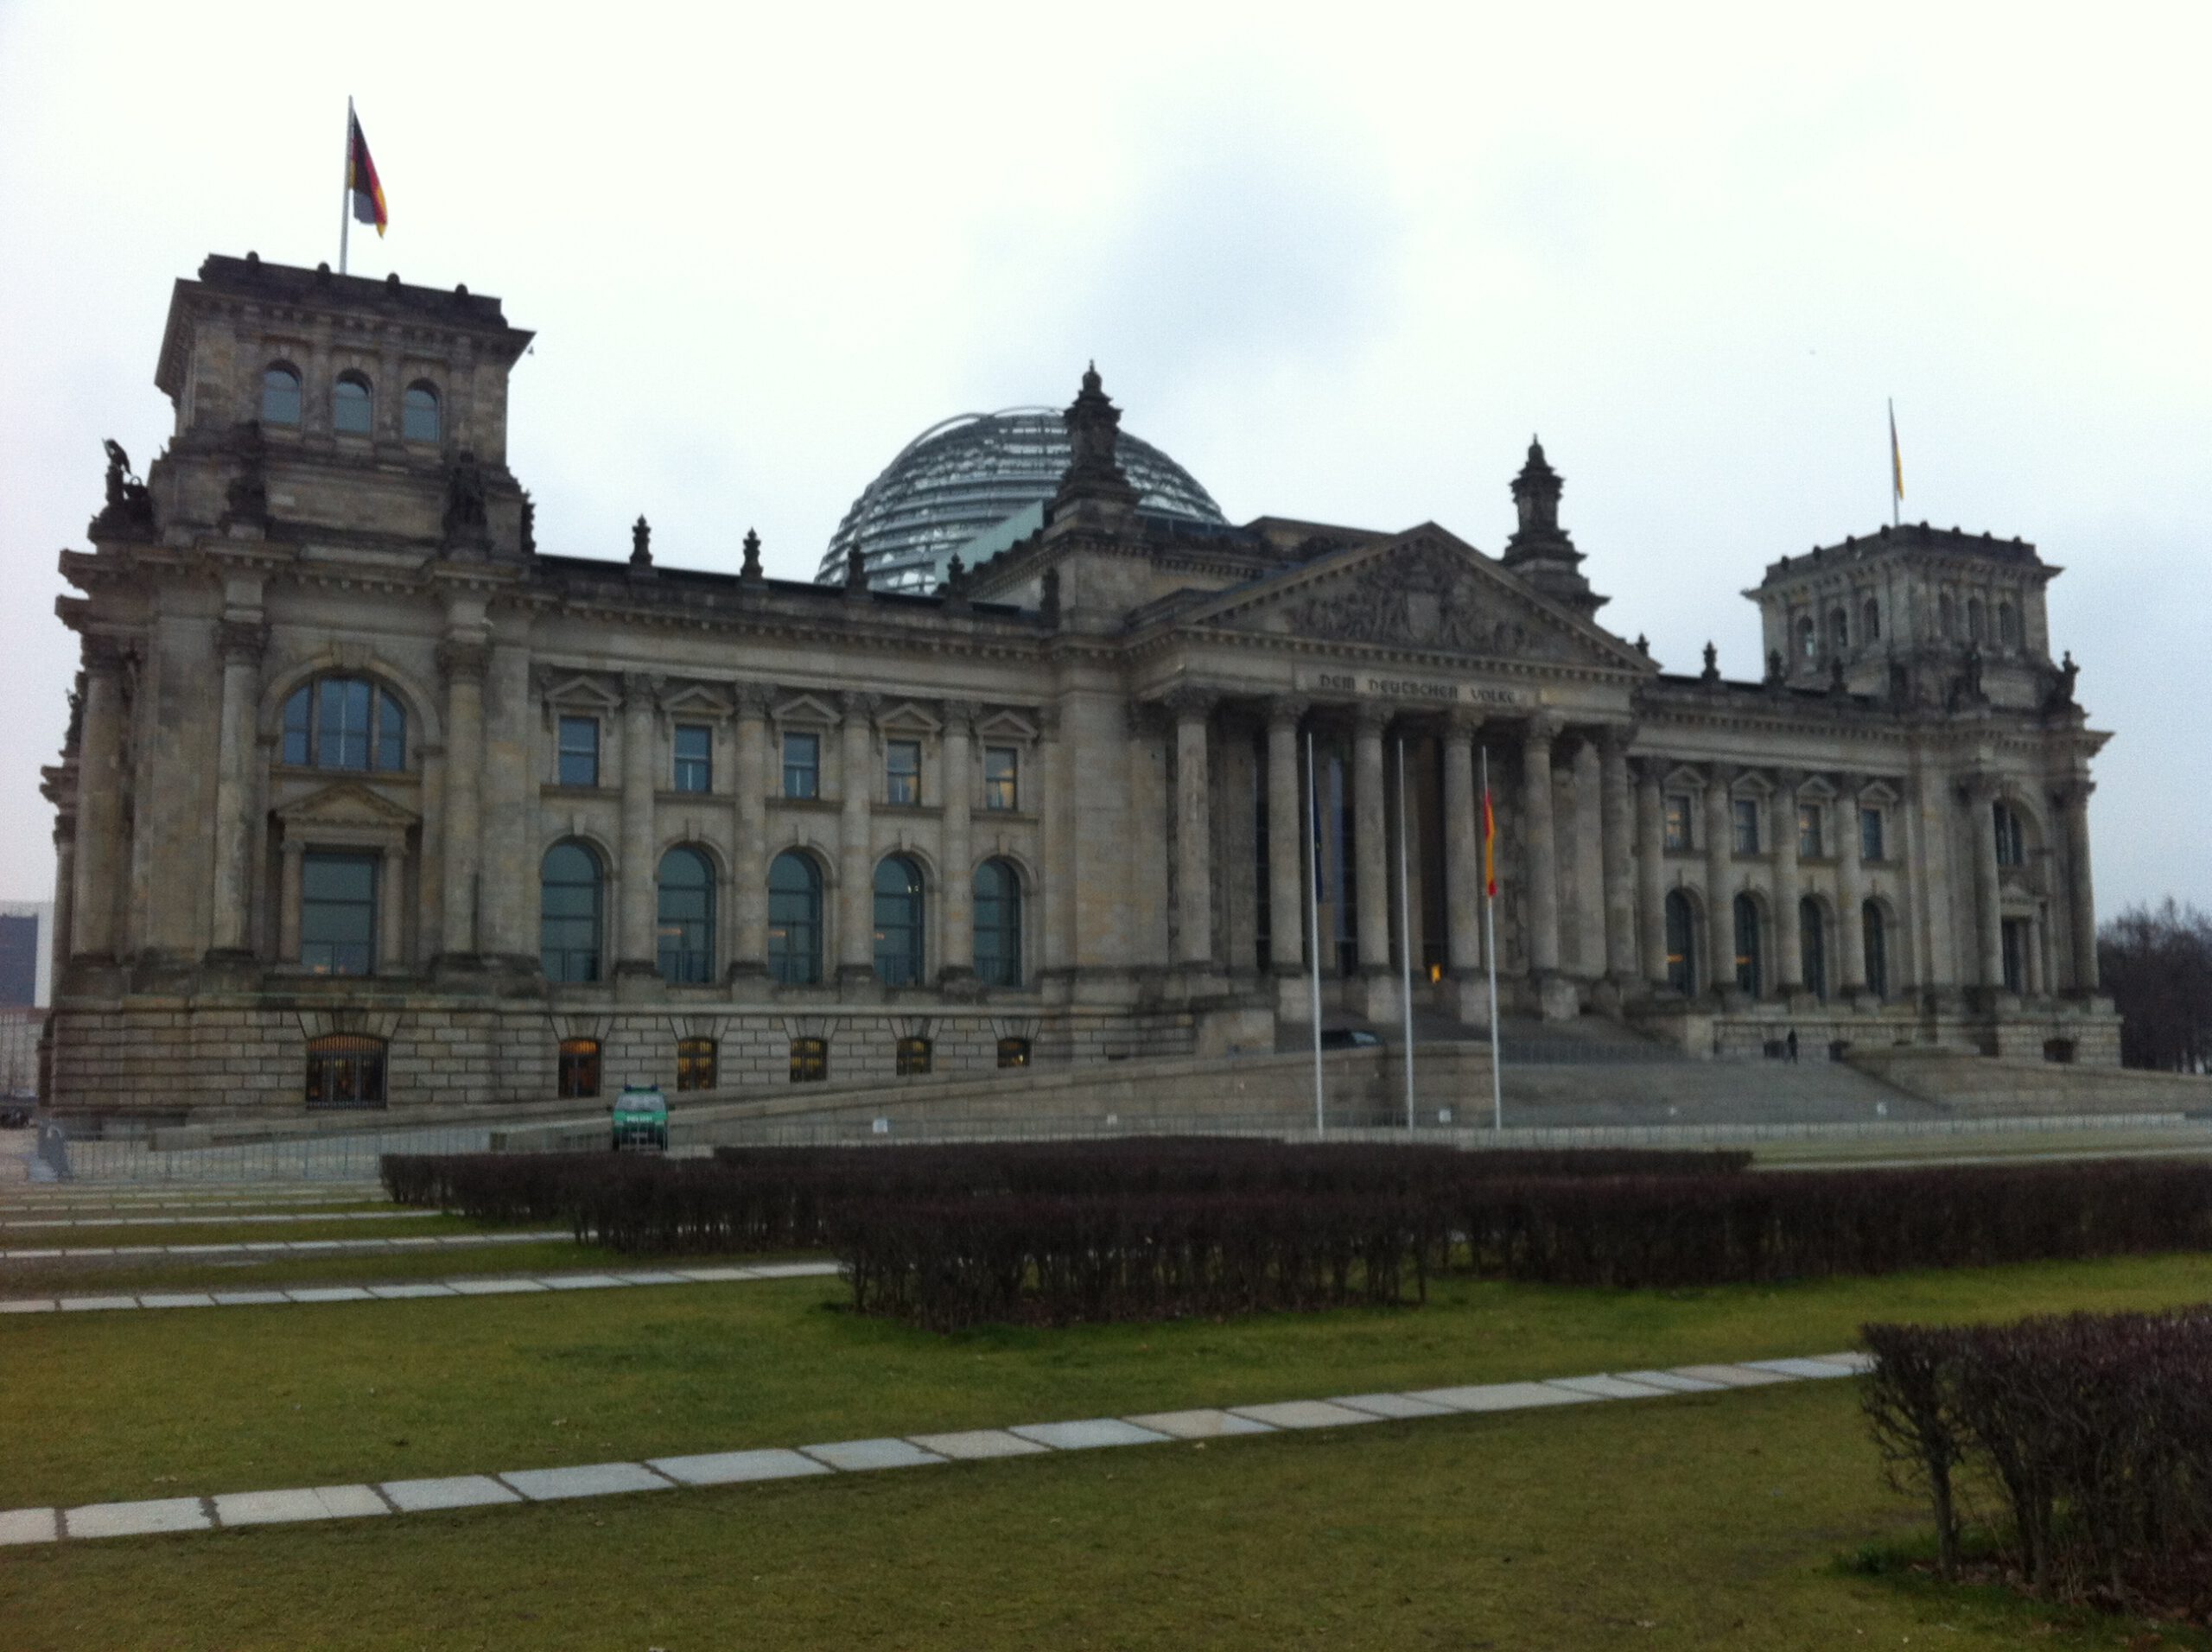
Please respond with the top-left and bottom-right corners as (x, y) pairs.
(1170, 689), (1217, 968)
(436, 636), (487, 961)
(837, 693), (877, 982)
(1773, 770), (1803, 995)
(939, 701), (976, 985)
(1353, 706), (1392, 999)
(1567, 736), (1604, 973)
(68, 638), (126, 961)
(1266, 701), (1307, 982)
(1836, 774), (1868, 994)
(1441, 710), (1483, 976)
(207, 618), (267, 959)
(1703, 764), (1735, 995)
(1968, 776), (2005, 993)
(278, 838), (305, 961)
(613, 671), (659, 977)
(1522, 717), (1562, 977)
(1037, 706), (1070, 979)
(2063, 782), (2098, 993)
(1599, 728), (1637, 984)
(475, 639), (535, 963)
(378, 844), (406, 971)
(1633, 758), (1668, 988)
(732, 684), (771, 977)
(49, 823), (75, 992)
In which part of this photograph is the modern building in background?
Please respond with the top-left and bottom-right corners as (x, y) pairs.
(0, 903), (53, 1008)
(38, 253), (2117, 1121)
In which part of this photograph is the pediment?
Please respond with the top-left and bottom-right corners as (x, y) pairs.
(275, 780), (420, 828)
(975, 708), (1039, 742)
(660, 683), (733, 718)
(773, 693), (840, 727)
(535, 670), (621, 710)
(1193, 528), (1645, 670)
(875, 700), (942, 735)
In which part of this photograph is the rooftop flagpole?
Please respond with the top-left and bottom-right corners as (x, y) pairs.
(1306, 726), (1325, 1140)
(340, 96), (354, 275)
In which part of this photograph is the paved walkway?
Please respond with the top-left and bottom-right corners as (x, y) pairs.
(0, 1260), (840, 1314)
(0, 1229), (566, 1261)
(0, 1208), (432, 1231)
(0, 1349), (1873, 1545)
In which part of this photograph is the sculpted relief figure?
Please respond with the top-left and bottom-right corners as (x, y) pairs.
(1269, 541), (1564, 661)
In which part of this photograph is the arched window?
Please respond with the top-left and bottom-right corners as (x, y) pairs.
(333, 372), (373, 436)
(767, 851), (823, 985)
(557, 1037), (601, 1099)
(1997, 601), (2019, 649)
(305, 1032), (385, 1109)
(540, 842), (604, 983)
(1732, 892), (1762, 996)
(1967, 597), (1986, 643)
(262, 365), (302, 426)
(402, 383), (440, 443)
(1863, 901), (1889, 1001)
(656, 847), (715, 983)
(1993, 803), (2026, 868)
(1827, 608), (1849, 653)
(1796, 616), (1816, 661)
(1862, 598), (1880, 643)
(973, 858), (1022, 988)
(1938, 593), (1955, 639)
(1800, 897), (1828, 1001)
(676, 1037), (717, 1091)
(282, 677), (408, 771)
(1664, 890), (1696, 995)
(873, 855), (925, 987)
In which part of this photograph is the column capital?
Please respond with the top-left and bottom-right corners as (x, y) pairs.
(1769, 766), (1804, 795)
(839, 689), (883, 725)
(1162, 686), (1218, 723)
(1352, 702), (1390, 738)
(1594, 721), (1637, 758)
(620, 670), (664, 709)
(733, 679), (774, 718)
(1444, 704), (1488, 738)
(940, 699), (980, 735)
(80, 632), (131, 676)
(436, 638), (490, 683)
(1705, 760), (1736, 791)
(1524, 711), (1563, 746)
(215, 618), (269, 665)
(1266, 696), (1309, 732)
(2053, 779), (2095, 810)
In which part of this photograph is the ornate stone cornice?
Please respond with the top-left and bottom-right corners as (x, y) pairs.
(1161, 687), (1219, 723)
(1267, 697), (1310, 732)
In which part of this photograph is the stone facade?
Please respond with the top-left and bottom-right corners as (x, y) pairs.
(38, 255), (2119, 1120)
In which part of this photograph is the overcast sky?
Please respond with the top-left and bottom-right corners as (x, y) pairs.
(2, 3), (2206, 918)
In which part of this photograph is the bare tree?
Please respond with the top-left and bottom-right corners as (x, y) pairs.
(2098, 899), (2212, 1072)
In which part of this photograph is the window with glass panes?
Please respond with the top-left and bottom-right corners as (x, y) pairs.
(557, 1038), (601, 1099)
(1663, 796), (1693, 851)
(973, 859), (1021, 988)
(790, 1038), (828, 1082)
(885, 740), (920, 805)
(873, 855), (925, 987)
(673, 724), (711, 793)
(896, 1036), (931, 1075)
(676, 1037), (717, 1091)
(656, 848), (715, 982)
(767, 852), (823, 985)
(996, 1038), (1031, 1069)
(783, 732), (820, 798)
(1994, 804), (2026, 868)
(1731, 798), (1759, 855)
(305, 1033), (385, 1109)
(557, 717), (600, 787)
(983, 747), (1018, 810)
(540, 842), (603, 982)
(1797, 804), (1824, 858)
(282, 678), (406, 772)
(300, 852), (377, 975)
(1859, 806), (1885, 863)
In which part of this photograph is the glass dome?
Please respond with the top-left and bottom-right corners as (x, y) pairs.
(817, 408), (1227, 593)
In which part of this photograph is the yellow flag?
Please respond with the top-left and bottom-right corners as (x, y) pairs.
(1889, 400), (1904, 502)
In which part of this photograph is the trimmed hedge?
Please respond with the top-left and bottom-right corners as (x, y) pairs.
(1862, 1309), (2212, 1619)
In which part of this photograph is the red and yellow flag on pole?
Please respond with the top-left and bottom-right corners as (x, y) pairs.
(348, 110), (387, 238)
(1482, 787), (1497, 898)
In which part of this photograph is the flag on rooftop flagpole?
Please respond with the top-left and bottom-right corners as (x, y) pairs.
(1889, 399), (1904, 506)
(348, 109), (387, 238)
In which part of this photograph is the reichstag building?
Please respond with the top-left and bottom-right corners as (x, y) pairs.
(38, 254), (2117, 1119)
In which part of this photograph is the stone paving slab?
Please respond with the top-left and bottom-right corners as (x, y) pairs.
(1614, 1369), (1731, 1394)
(1329, 1392), (1460, 1420)
(0, 1263), (836, 1317)
(0, 1231), (566, 1262)
(1547, 1374), (1681, 1401)
(677, 1267), (754, 1282)
(1409, 1381), (1606, 1414)
(1228, 1400), (1383, 1430)
(367, 1284), (455, 1299)
(749, 1261), (840, 1279)
(286, 1287), (373, 1303)
(539, 1274), (626, 1291)
(0, 1299), (55, 1314)
(65, 1497), (211, 1538)
(648, 1449), (830, 1486)
(1742, 1357), (1862, 1379)
(446, 1279), (548, 1296)
(906, 1429), (1051, 1460)
(1010, 1419), (1173, 1452)
(1123, 1407), (1280, 1439)
(613, 1271), (690, 1286)
(802, 1438), (946, 1472)
(501, 1462), (673, 1502)
(380, 1475), (521, 1512)
(138, 1292), (218, 1309)
(0, 1508), (58, 1545)
(211, 1290), (291, 1306)
(1807, 1350), (1876, 1374)
(1670, 1363), (1795, 1388)
(213, 1485), (388, 1526)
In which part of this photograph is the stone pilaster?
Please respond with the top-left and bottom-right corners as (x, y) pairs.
(278, 838), (305, 961)
(1836, 773), (1868, 996)
(1633, 757), (1669, 988)
(612, 671), (659, 980)
(1352, 705), (1392, 1015)
(1266, 701), (1308, 984)
(379, 844), (406, 971)
(2062, 782), (2098, 994)
(837, 692), (879, 985)
(206, 617), (266, 959)
(1522, 716), (1562, 980)
(1599, 728), (1637, 985)
(1168, 689), (1217, 969)
(69, 637), (126, 962)
(1703, 763), (1736, 997)
(939, 700), (977, 988)
(435, 634), (488, 962)
(1773, 770), (1803, 995)
(1967, 775), (2006, 994)
(1571, 734), (1605, 974)
(731, 683), (771, 979)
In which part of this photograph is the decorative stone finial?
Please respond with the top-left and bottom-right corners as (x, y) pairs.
(518, 490), (537, 554)
(1828, 654), (1848, 696)
(1636, 632), (1649, 654)
(441, 452), (492, 555)
(1049, 361), (1139, 519)
(741, 527), (763, 581)
(845, 542), (869, 594)
(630, 514), (652, 568)
(1039, 566), (1063, 626)
(1766, 648), (1783, 685)
(1700, 640), (1719, 683)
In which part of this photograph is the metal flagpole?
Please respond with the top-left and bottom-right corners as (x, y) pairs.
(1396, 735), (1414, 1134)
(340, 97), (354, 275)
(1306, 727), (1325, 1139)
(1482, 744), (1503, 1133)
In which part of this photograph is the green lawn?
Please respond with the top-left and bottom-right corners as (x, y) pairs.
(3, 1379), (2202, 1651)
(10, 1251), (2212, 1512)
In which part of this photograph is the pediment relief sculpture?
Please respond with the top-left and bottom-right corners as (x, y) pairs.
(274, 779), (421, 829)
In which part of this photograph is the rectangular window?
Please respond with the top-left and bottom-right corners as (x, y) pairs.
(672, 724), (712, 793)
(1798, 804), (1824, 859)
(1859, 806), (1885, 864)
(1663, 796), (1693, 852)
(886, 739), (920, 806)
(676, 1037), (716, 1092)
(783, 733), (820, 799)
(558, 716), (600, 788)
(319, 679), (372, 770)
(996, 1037), (1031, 1069)
(557, 1038), (601, 1099)
(984, 747), (1018, 811)
(895, 1036), (931, 1076)
(300, 852), (377, 975)
(1731, 798), (1760, 855)
(790, 1037), (828, 1083)
(305, 1034), (386, 1109)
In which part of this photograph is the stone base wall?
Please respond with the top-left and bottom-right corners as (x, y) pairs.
(1637, 995), (2121, 1067)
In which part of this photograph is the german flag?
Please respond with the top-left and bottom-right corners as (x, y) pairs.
(1482, 787), (1497, 898)
(348, 110), (387, 238)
